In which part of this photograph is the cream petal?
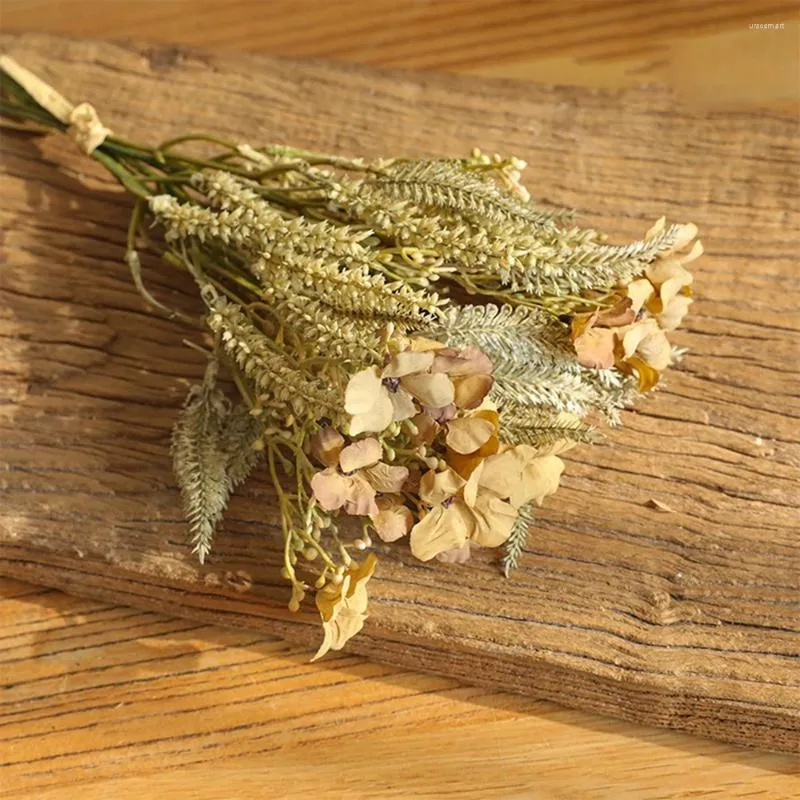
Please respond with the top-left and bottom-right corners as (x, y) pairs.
(637, 330), (672, 371)
(382, 351), (435, 378)
(626, 278), (656, 314)
(470, 494), (518, 547)
(453, 374), (494, 409)
(339, 437), (382, 473)
(620, 319), (661, 359)
(514, 455), (565, 509)
(345, 368), (382, 414)
(389, 386), (418, 422)
(419, 467), (465, 506)
(670, 222), (698, 252)
(645, 216), (666, 240)
(312, 607), (367, 661)
(370, 499), (413, 542)
(310, 469), (350, 511)
(657, 295), (693, 331)
(349, 392), (394, 436)
(362, 462), (409, 493)
(402, 372), (455, 408)
(409, 503), (472, 561)
(445, 417), (496, 455)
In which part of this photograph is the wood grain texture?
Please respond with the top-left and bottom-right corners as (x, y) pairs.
(1, 0), (798, 109)
(2, 576), (798, 799)
(0, 33), (798, 754)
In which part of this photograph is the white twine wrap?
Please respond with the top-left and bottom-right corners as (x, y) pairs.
(0, 55), (111, 153)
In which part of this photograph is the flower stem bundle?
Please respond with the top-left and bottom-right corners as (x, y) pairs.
(1, 58), (701, 657)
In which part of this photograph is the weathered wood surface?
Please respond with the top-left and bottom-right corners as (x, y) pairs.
(2, 576), (798, 799)
(3, 0), (799, 110)
(0, 34), (798, 752)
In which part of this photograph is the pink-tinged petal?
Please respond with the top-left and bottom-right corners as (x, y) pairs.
(389, 387), (417, 422)
(453, 374), (494, 409)
(409, 413), (439, 445)
(435, 541), (472, 564)
(424, 402), (457, 423)
(345, 368), (382, 414)
(349, 392), (394, 436)
(362, 461), (409, 493)
(382, 351), (435, 378)
(309, 427), (345, 468)
(419, 467), (465, 506)
(432, 345), (493, 377)
(409, 503), (472, 561)
(370, 497), (413, 542)
(402, 372), (455, 408)
(574, 328), (616, 370)
(341, 473), (379, 517)
(596, 297), (636, 328)
(339, 437), (382, 473)
(310, 469), (350, 511)
(445, 417), (495, 455)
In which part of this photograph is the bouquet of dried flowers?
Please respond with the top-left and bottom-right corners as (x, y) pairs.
(1, 57), (701, 658)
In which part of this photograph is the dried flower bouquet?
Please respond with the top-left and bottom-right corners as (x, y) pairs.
(0, 57), (702, 658)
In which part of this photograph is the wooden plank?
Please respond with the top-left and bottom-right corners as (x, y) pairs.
(2, 576), (798, 799)
(2, 0), (799, 110)
(0, 33), (798, 752)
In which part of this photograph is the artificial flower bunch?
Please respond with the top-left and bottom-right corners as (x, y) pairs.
(0, 58), (702, 657)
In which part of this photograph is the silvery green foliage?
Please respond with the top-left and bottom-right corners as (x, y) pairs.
(501, 501), (536, 577)
(431, 303), (634, 420)
(171, 362), (259, 564)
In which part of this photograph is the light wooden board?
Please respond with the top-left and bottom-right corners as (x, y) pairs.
(2, 576), (798, 799)
(0, 33), (798, 752)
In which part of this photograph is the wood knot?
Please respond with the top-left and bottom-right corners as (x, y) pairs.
(224, 570), (253, 593)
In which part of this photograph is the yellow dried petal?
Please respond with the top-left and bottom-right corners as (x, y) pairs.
(445, 417), (495, 455)
(409, 503), (472, 561)
(408, 336), (447, 352)
(419, 467), (466, 506)
(453, 373), (494, 409)
(470, 494), (518, 547)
